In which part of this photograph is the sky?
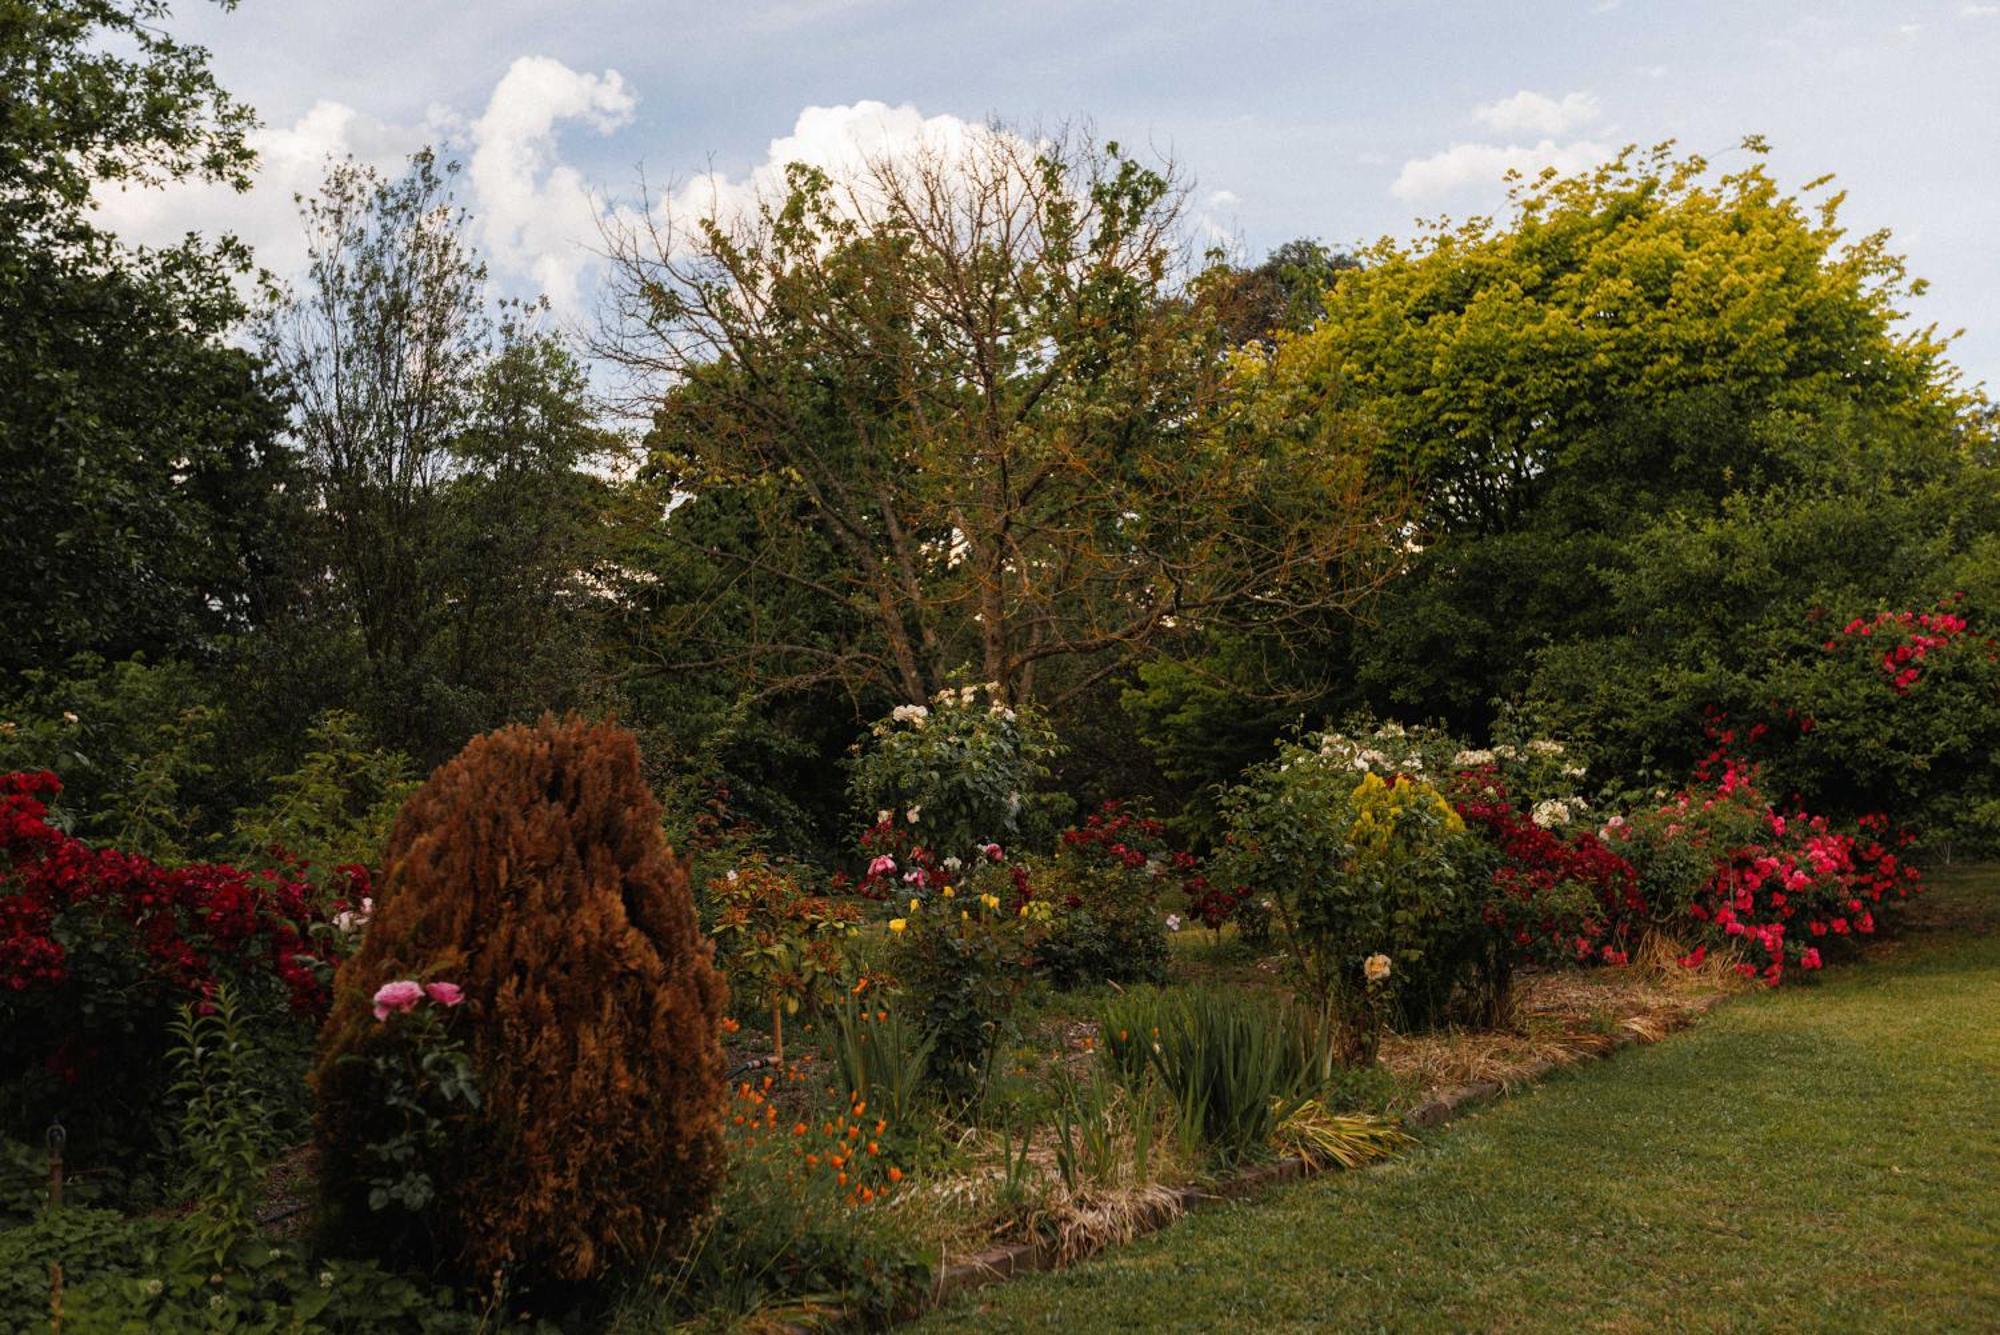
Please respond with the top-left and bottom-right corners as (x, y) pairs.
(100, 0), (2000, 389)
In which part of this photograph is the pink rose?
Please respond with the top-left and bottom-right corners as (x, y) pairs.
(867, 854), (897, 877)
(372, 979), (424, 1020)
(981, 843), (1005, 863)
(424, 981), (464, 1007)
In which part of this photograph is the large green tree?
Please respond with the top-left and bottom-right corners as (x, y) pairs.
(0, 0), (296, 677)
(597, 131), (1395, 715)
(260, 151), (623, 761)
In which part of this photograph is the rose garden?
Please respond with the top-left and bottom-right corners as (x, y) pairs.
(4, 4), (1999, 1330)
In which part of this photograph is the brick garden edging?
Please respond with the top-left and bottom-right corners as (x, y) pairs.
(919, 989), (1732, 1320)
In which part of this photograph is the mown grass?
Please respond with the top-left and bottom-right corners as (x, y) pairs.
(919, 865), (2000, 1332)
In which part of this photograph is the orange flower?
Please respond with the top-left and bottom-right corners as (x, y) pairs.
(793, 1121), (808, 1136)
(837, 1171), (848, 1186)
(860, 1186), (876, 1203)
(887, 1165), (903, 1183)
(867, 1141), (879, 1155)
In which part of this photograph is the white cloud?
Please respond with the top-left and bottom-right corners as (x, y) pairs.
(93, 99), (435, 279)
(1962, 3), (1998, 16)
(469, 57), (635, 312)
(1391, 138), (1613, 204)
(653, 100), (1023, 241)
(1471, 90), (1602, 137)
(92, 56), (633, 313)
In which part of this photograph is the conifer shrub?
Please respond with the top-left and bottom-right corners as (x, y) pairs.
(313, 715), (726, 1292)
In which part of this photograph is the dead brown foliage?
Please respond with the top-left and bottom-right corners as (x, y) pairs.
(313, 715), (726, 1288)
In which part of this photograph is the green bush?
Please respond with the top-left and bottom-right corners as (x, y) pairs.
(622, 1150), (928, 1330)
(0, 1207), (479, 1335)
(886, 871), (1046, 1105)
(1214, 737), (1485, 1058)
(1031, 803), (1176, 990)
(848, 684), (1061, 864)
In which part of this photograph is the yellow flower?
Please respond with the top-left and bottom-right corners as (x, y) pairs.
(909, 897), (920, 912)
(960, 910), (969, 920)
(980, 893), (1000, 910)
(941, 885), (954, 898)
(889, 918), (907, 934)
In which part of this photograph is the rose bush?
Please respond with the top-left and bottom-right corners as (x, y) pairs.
(1214, 737), (1483, 1060)
(1, 770), (332, 1156)
(846, 684), (1060, 868)
(1604, 738), (1923, 986)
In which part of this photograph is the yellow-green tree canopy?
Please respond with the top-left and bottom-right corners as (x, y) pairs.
(1265, 141), (1973, 532)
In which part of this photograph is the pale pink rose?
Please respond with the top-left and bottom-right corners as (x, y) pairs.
(423, 981), (464, 1008)
(867, 854), (898, 877)
(372, 979), (424, 1020)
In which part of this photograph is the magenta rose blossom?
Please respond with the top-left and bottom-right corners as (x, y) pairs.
(371, 979), (424, 1020)
(423, 981), (464, 1007)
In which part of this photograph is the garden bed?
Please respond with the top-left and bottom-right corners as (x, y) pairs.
(907, 938), (1741, 1316)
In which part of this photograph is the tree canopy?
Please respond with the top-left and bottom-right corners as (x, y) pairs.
(597, 129), (1398, 714)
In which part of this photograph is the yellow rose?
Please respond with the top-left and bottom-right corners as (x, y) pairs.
(941, 885), (954, 898)
(909, 897), (920, 912)
(889, 918), (907, 934)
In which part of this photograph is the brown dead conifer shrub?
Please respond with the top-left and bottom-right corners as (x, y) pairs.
(313, 715), (726, 1290)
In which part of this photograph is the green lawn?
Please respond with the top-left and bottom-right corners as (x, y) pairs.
(921, 866), (2000, 1332)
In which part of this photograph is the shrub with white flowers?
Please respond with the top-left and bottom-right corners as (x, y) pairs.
(848, 683), (1059, 865)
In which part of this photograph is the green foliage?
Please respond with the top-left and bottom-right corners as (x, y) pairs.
(0, 2), (296, 683)
(626, 1128), (930, 1330)
(829, 991), (936, 1134)
(260, 152), (621, 764)
(335, 997), (480, 1243)
(166, 983), (278, 1269)
(1214, 738), (1482, 1048)
(1097, 987), (1327, 1164)
(1032, 804), (1177, 990)
(707, 857), (861, 1062)
(605, 129), (1390, 720)
(1282, 142), (1965, 527)
(887, 871), (1047, 1106)
(230, 709), (414, 875)
(0, 1206), (483, 1334)
(849, 685), (1062, 863)
(0, 655), (222, 860)
(1522, 422), (2000, 841)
